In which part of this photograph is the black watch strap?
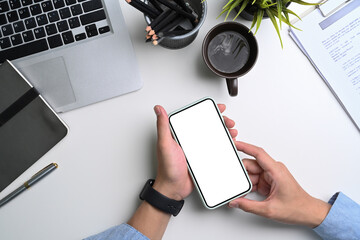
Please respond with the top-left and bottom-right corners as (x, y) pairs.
(139, 179), (184, 216)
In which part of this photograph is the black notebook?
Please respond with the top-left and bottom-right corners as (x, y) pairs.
(0, 60), (68, 192)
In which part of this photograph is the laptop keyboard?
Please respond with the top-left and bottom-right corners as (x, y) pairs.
(0, 0), (111, 62)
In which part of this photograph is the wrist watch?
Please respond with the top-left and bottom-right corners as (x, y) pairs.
(139, 179), (184, 216)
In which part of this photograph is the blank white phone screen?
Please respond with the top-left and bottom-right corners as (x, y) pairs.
(169, 99), (251, 208)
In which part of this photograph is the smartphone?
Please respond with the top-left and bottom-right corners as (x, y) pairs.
(168, 98), (252, 209)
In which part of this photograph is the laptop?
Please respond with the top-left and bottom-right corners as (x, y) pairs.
(0, 0), (142, 112)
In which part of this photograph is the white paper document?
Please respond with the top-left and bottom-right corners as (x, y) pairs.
(289, 0), (360, 131)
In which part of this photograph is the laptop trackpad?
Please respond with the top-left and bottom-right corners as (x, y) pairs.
(19, 57), (76, 109)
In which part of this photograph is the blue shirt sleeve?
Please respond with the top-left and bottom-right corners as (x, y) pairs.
(84, 223), (149, 240)
(313, 192), (360, 240)
(85, 192), (360, 240)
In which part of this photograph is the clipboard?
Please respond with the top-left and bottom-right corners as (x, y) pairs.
(0, 60), (68, 192)
(289, 0), (360, 131)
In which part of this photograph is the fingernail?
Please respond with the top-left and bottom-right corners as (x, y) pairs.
(154, 106), (161, 116)
(229, 202), (238, 208)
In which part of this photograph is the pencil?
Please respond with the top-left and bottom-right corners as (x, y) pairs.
(157, 16), (185, 34)
(125, 0), (159, 19)
(148, 0), (163, 13)
(174, 0), (192, 14)
(174, 0), (196, 27)
(134, 0), (161, 15)
(149, 10), (178, 35)
(150, 16), (185, 43)
(145, 8), (172, 32)
(152, 38), (164, 46)
(155, 0), (197, 23)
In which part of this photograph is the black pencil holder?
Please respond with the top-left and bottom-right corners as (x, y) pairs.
(145, 0), (207, 49)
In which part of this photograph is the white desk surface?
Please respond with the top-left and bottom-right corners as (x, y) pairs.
(1, 1), (360, 239)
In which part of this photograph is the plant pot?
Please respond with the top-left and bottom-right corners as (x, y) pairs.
(235, 2), (290, 21)
(236, 5), (269, 21)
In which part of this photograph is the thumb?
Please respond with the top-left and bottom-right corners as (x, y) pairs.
(229, 198), (269, 217)
(154, 105), (173, 142)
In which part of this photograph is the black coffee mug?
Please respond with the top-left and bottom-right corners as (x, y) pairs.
(202, 22), (258, 96)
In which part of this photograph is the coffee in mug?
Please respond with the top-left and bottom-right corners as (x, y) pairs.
(202, 22), (258, 96)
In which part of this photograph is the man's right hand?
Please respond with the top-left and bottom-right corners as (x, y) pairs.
(229, 141), (331, 228)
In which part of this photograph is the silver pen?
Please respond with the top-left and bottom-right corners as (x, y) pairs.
(0, 163), (58, 208)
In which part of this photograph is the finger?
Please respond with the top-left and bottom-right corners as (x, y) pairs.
(242, 159), (263, 174)
(217, 104), (226, 113)
(248, 174), (259, 186)
(235, 141), (275, 171)
(257, 173), (271, 196)
(257, 183), (271, 196)
(229, 198), (269, 217)
(223, 116), (235, 128)
(154, 105), (173, 143)
(228, 129), (238, 139)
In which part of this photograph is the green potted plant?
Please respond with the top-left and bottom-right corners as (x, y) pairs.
(219, 0), (319, 47)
